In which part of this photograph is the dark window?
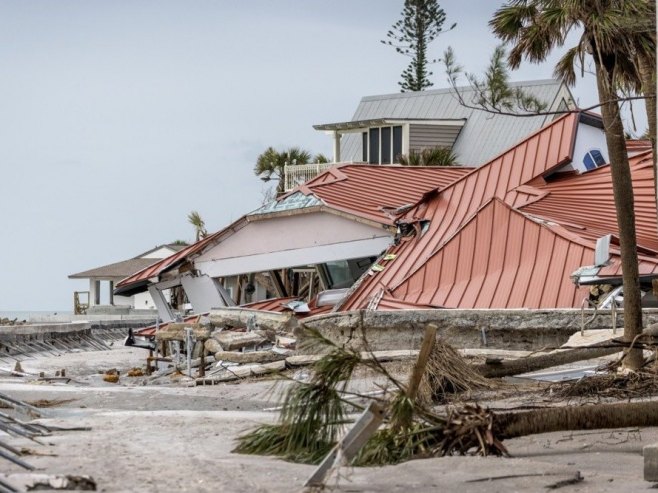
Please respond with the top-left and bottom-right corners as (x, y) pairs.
(392, 126), (403, 162)
(583, 149), (606, 170)
(362, 132), (368, 162)
(381, 127), (391, 164)
(369, 128), (379, 164)
(590, 149), (606, 166)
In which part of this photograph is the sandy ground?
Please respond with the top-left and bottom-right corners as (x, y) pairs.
(1, 343), (657, 492)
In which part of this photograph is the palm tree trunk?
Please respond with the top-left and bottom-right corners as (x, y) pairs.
(594, 56), (644, 370)
(638, 55), (657, 226)
(475, 345), (620, 379)
(495, 400), (658, 439)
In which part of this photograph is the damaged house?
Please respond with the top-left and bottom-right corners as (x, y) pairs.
(114, 165), (472, 321)
(337, 112), (658, 311)
(116, 81), (657, 324)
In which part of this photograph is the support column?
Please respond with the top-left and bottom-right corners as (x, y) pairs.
(108, 280), (114, 306)
(332, 131), (341, 163)
(90, 279), (100, 306)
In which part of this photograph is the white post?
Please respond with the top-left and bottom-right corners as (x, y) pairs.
(332, 131), (341, 163)
(89, 278), (100, 306)
(185, 327), (193, 377)
(283, 163), (289, 192)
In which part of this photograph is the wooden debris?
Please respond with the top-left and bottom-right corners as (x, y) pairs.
(195, 360), (285, 385)
(102, 369), (119, 383)
(305, 402), (385, 487)
(0, 474), (96, 491)
(126, 368), (144, 377)
(285, 349), (419, 367)
(214, 351), (285, 364)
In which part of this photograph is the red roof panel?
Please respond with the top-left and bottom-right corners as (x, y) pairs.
(341, 113), (580, 310)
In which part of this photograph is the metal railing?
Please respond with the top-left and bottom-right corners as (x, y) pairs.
(284, 162), (336, 191)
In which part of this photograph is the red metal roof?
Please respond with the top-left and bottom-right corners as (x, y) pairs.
(291, 164), (473, 225)
(117, 165), (470, 292)
(341, 113), (581, 310)
(519, 151), (658, 251)
(238, 296), (333, 318)
(116, 233), (225, 291)
(240, 297), (299, 312)
(389, 199), (596, 308)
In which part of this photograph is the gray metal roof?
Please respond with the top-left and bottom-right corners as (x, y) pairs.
(314, 118), (465, 131)
(334, 79), (573, 166)
(69, 257), (162, 280)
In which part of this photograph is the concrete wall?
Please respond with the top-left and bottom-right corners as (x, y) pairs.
(0, 319), (153, 345)
(300, 308), (658, 352)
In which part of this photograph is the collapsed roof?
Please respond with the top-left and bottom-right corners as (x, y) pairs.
(338, 114), (658, 311)
(114, 165), (472, 297)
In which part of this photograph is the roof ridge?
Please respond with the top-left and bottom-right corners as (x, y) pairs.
(360, 79), (562, 102)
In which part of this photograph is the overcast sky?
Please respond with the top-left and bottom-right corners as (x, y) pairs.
(0, 0), (646, 311)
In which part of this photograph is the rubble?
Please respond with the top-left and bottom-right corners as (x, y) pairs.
(214, 350), (285, 364)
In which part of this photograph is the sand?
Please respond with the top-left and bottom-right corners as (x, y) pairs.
(0, 343), (656, 492)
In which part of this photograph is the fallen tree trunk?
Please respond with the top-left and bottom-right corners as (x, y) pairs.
(475, 345), (621, 379)
(496, 400), (658, 439)
(285, 350), (419, 367)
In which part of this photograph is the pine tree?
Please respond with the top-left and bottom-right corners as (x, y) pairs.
(383, 0), (455, 92)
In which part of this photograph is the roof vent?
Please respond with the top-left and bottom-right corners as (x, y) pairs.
(595, 234), (612, 266)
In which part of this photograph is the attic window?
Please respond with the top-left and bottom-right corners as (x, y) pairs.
(583, 149), (606, 170)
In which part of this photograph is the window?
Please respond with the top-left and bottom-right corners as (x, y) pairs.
(369, 128), (379, 164)
(393, 126), (403, 161)
(363, 125), (404, 164)
(381, 127), (391, 164)
(583, 149), (606, 170)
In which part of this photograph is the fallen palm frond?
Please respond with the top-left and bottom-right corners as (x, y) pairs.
(234, 331), (362, 463)
(235, 327), (508, 465)
(418, 340), (498, 405)
(546, 368), (658, 401)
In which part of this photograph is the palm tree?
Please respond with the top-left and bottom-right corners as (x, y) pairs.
(187, 210), (207, 242)
(254, 147), (313, 195)
(491, 0), (655, 369)
(398, 147), (458, 166)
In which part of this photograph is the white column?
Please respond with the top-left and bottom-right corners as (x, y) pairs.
(89, 279), (100, 306)
(333, 131), (341, 163)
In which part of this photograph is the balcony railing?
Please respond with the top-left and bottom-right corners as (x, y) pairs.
(284, 162), (336, 191)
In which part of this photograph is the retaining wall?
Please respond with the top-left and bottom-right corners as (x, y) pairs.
(300, 309), (658, 351)
(0, 319), (154, 344)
